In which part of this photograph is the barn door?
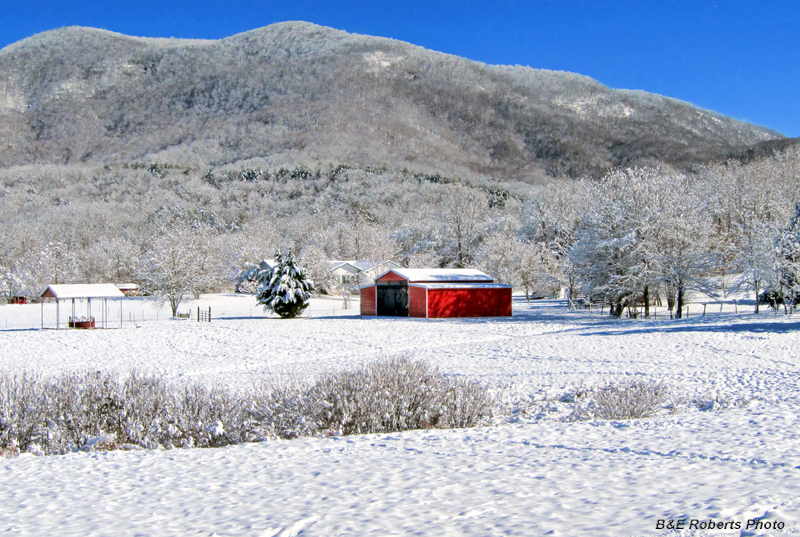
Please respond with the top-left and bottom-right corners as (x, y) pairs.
(377, 283), (409, 316)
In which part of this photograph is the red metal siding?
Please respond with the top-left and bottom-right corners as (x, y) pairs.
(427, 288), (512, 318)
(360, 286), (377, 315)
(409, 287), (427, 318)
(376, 271), (407, 282)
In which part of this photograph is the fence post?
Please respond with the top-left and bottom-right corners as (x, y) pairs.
(734, 299), (738, 314)
(196, 306), (211, 322)
(703, 303), (707, 316)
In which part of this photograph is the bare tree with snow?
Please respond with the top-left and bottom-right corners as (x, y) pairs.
(440, 185), (489, 267)
(138, 223), (220, 317)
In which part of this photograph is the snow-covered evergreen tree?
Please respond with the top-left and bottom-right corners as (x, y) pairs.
(256, 250), (315, 318)
(774, 201), (800, 312)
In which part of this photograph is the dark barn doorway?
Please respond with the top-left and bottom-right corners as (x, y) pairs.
(377, 281), (409, 316)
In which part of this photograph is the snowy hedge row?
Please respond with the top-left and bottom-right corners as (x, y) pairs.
(0, 358), (493, 457)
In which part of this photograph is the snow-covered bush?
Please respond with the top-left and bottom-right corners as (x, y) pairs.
(591, 380), (670, 420)
(247, 379), (318, 440)
(248, 357), (493, 438)
(0, 372), (50, 455)
(516, 381), (670, 423)
(0, 358), (494, 456)
(691, 393), (752, 412)
(305, 357), (493, 435)
(0, 371), (250, 455)
(256, 249), (314, 318)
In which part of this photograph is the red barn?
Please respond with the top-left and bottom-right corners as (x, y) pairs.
(360, 268), (512, 318)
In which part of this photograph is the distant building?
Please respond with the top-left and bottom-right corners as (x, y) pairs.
(259, 259), (277, 272)
(234, 259), (277, 294)
(328, 260), (402, 293)
(115, 283), (140, 296)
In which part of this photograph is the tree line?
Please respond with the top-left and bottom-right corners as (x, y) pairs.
(1, 147), (799, 318)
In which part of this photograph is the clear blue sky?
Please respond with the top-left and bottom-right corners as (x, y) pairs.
(2, 0), (798, 137)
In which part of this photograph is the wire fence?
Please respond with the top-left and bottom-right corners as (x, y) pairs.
(0, 298), (206, 330)
(567, 297), (795, 320)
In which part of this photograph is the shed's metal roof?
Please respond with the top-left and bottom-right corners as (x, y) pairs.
(409, 283), (512, 289)
(41, 284), (125, 299)
(377, 268), (494, 282)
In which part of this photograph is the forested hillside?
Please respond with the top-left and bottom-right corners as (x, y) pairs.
(2, 147), (800, 313)
(0, 22), (783, 181)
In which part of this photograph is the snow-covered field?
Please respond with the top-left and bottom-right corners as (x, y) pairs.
(1, 294), (799, 536)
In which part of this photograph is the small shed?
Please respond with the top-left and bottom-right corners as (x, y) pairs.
(360, 268), (512, 318)
(40, 284), (125, 329)
(115, 283), (140, 296)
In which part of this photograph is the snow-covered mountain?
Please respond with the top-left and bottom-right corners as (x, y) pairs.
(0, 22), (784, 180)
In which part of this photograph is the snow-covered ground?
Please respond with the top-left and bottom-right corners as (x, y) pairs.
(1, 294), (799, 536)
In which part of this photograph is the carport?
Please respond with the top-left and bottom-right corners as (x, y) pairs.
(40, 284), (125, 329)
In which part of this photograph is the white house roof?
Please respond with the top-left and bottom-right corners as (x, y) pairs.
(41, 284), (125, 299)
(328, 260), (402, 273)
(259, 259), (277, 269)
(328, 261), (364, 272)
(378, 268), (495, 282)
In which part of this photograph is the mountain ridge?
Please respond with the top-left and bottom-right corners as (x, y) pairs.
(0, 22), (785, 180)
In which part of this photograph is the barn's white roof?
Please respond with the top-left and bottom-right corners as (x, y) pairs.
(41, 284), (125, 299)
(409, 283), (512, 289)
(378, 268), (494, 282)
